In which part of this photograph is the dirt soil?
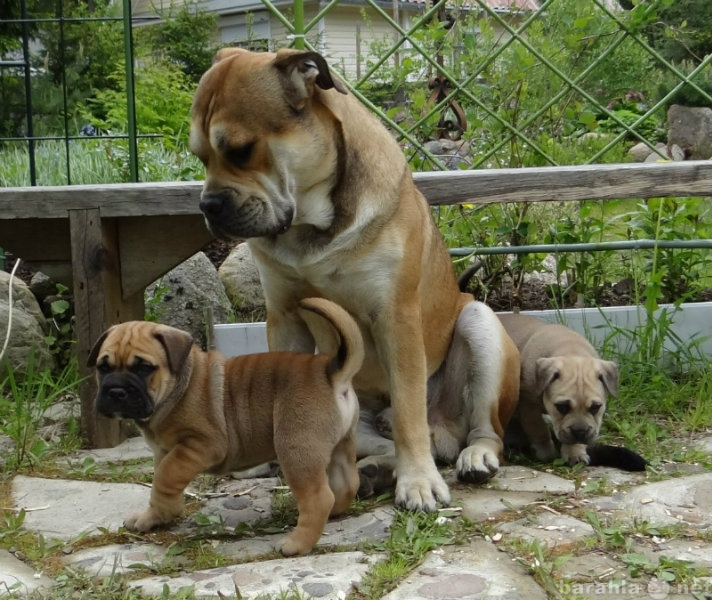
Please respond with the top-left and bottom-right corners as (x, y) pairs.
(7, 238), (712, 312)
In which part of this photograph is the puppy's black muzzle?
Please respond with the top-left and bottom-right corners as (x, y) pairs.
(96, 372), (154, 420)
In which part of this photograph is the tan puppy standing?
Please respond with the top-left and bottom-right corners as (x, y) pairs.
(498, 313), (617, 465)
(189, 48), (520, 509)
(87, 298), (363, 556)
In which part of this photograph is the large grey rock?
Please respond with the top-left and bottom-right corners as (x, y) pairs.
(218, 243), (266, 322)
(667, 104), (712, 160)
(146, 252), (233, 349)
(0, 271), (54, 376)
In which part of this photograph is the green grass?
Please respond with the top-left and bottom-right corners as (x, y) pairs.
(0, 138), (203, 186)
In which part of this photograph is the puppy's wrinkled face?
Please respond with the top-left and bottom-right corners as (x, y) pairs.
(536, 356), (618, 446)
(87, 322), (193, 421)
(189, 48), (346, 240)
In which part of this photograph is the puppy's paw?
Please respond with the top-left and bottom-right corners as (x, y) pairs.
(532, 440), (558, 462)
(374, 407), (394, 439)
(356, 459), (395, 499)
(276, 532), (315, 557)
(123, 508), (166, 532)
(561, 443), (590, 466)
(456, 443), (500, 484)
(395, 463), (450, 512)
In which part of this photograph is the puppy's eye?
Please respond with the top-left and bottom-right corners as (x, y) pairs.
(225, 142), (255, 168)
(96, 361), (112, 375)
(131, 362), (157, 378)
(589, 403), (602, 415)
(555, 401), (571, 415)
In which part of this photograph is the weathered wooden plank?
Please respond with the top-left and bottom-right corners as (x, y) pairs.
(415, 160), (712, 205)
(118, 215), (214, 297)
(70, 209), (127, 449)
(1, 161), (710, 219)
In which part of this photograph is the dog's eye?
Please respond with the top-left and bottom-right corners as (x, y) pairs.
(131, 362), (157, 378)
(589, 403), (602, 415)
(96, 361), (112, 375)
(555, 401), (571, 415)
(225, 142), (255, 168)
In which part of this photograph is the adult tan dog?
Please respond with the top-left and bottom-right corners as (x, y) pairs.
(87, 298), (363, 556)
(189, 48), (520, 510)
(497, 313), (617, 466)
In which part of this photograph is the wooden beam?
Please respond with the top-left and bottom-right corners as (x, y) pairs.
(70, 210), (134, 448)
(1, 161), (711, 219)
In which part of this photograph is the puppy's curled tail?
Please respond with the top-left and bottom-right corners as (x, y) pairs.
(298, 298), (364, 388)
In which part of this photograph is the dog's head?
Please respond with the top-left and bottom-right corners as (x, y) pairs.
(87, 321), (194, 421)
(189, 48), (347, 240)
(535, 356), (617, 446)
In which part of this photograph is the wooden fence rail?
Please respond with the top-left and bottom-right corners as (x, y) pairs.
(1, 160), (711, 448)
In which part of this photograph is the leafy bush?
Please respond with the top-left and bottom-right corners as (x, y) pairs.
(79, 58), (195, 149)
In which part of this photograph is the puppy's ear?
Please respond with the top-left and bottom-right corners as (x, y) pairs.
(87, 328), (113, 367)
(534, 357), (561, 395)
(153, 327), (194, 374)
(597, 359), (618, 397)
(212, 47), (246, 64)
(273, 49), (347, 110)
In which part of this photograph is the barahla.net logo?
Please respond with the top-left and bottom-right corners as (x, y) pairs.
(556, 577), (712, 598)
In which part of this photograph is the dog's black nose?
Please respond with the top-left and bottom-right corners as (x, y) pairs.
(199, 192), (227, 217)
(570, 425), (592, 442)
(106, 387), (129, 402)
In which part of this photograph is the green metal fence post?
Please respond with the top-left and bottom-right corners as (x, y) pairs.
(122, 0), (139, 182)
(293, 0), (305, 49)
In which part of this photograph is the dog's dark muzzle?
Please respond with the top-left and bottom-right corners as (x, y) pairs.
(561, 424), (595, 445)
(95, 372), (154, 420)
(199, 190), (293, 239)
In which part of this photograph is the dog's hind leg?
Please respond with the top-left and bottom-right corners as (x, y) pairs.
(430, 301), (519, 484)
(278, 468), (335, 557)
(327, 432), (360, 515)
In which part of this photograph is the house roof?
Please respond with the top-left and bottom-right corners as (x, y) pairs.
(399, 0), (539, 10)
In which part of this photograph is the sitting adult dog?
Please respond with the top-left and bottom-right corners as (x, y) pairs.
(87, 298), (363, 556)
(189, 48), (520, 510)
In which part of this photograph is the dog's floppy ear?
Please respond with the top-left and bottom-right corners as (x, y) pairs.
(273, 49), (347, 110)
(534, 357), (561, 395)
(212, 47), (247, 64)
(153, 327), (195, 374)
(597, 359), (618, 397)
(87, 327), (114, 367)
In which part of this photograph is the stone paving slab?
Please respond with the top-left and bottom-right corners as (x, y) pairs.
(11, 476), (149, 542)
(496, 511), (595, 549)
(0, 549), (54, 596)
(591, 472), (712, 528)
(129, 550), (384, 598)
(63, 542), (170, 578)
(483, 465), (576, 495)
(381, 539), (547, 600)
(213, 507), (395, 563)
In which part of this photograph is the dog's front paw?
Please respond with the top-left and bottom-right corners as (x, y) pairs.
(123, 508), (167, 532)
(561, 443), (590, 466)
(456, 441), (500, 484)
(395, 462), (450, 512)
